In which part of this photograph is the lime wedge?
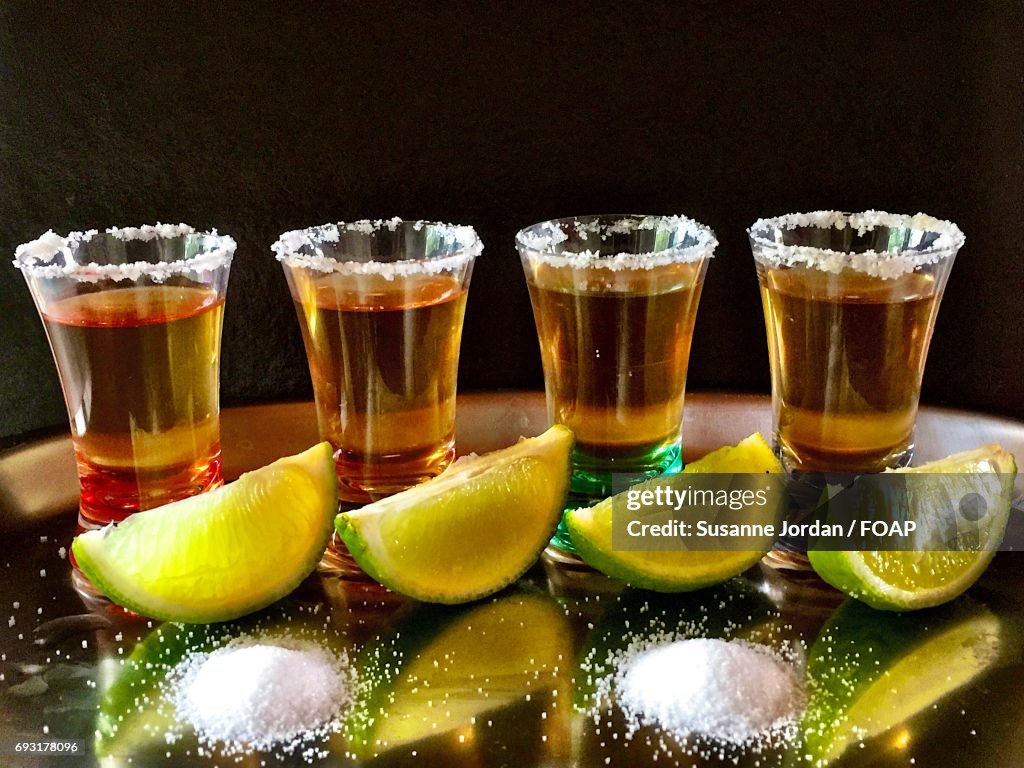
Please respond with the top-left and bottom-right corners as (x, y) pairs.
(809, 445), (1017, 611)
(802, 598), (1002, 765)
(346, 591), (572, 758)
(336, 425), (573, 604)
(73, 443), (337, 623)
(565, 433), (783, 592)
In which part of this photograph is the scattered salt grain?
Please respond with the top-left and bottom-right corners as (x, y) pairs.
(169, 636), (352, 756)
(616, 638), (803, 746)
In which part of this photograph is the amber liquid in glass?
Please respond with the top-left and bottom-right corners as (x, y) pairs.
(290, 271), (468, 504)
(525, 261), (705, 495)
(41, 286), (224, 525)
(759, 266), (939, 473)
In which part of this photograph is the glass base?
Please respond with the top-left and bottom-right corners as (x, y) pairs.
(546, 440), (684, 560)
(762, 548), (812, 571)
(772, 439), (915, 562)
(567, 439), (683, 500)
(70, 567), (146, 621)
(77, 454), (223, 527)
(317, 532), (375, 580)
(543, 540), (590, 568)
(776, 436), (915, 475)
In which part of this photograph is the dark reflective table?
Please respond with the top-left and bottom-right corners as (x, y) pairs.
(2, 393), (1023, 767)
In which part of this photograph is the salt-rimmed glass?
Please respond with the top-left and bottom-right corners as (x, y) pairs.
(748, 211), (964, 475)
(273, 219), (480, 522)
(13, 224), (235, 529)
(517, 214), (716, 557)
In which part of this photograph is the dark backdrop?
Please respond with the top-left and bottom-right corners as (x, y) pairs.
(1, 1), (1021, 441)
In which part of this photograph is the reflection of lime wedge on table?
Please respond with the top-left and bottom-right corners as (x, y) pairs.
(566, 433), (783, 591)
(809, 445), (1017, 611)
(96, 607), (350, 758)
(336, 425), (573, 603)
(346, 591), (571, 758)
(96, 623), (224, 757)
(802, 598), (1002, 766)
(73, 443), (337, 623)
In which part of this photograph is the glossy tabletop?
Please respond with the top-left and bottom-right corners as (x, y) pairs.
(1, 393), (1023, 767)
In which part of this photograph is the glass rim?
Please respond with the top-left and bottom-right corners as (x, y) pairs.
(515, 214), (717, 270)
(747, 210), (965, 277)
(12, 223), (236, 283)
(271, 218), (482, 277)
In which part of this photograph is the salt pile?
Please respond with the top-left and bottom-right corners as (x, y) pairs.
(168, 635), (352, 756)
(616, 637), (803, 746)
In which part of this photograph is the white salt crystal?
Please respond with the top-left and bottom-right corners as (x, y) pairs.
(271, 219), (481, 279)
(747, 210), (964, 278)
(516, 214), (717, 270)
(169, 637), (352, 754)
(617, 638), (802, 746)
(13, 224), (235, 284)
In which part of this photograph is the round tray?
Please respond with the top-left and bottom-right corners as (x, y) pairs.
(1, 392), (1023, 767)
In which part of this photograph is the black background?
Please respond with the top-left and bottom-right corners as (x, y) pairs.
(1, 1), (1021, 441)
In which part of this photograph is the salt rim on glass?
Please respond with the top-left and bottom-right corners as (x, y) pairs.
(271, 217), (483, 278)
(13, 223), (237, 284)
(747, 210), (965, 279)
(515, 214), (718, 271)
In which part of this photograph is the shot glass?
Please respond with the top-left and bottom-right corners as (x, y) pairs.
(273, 219), (480, 508)
(14, 224), (235, 529)
(517, 214), (716, 556)
(749, 211), (964, 475)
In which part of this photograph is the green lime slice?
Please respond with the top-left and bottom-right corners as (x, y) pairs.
(809, 445), (1017, 611)
(95, 622), (225, 757)
(73, 443), (337, 623)
(565, 433), (783, 591)
(336, 425), (573, 604)
(802, 598), (1003, 765)
(346, 591), (572, 759)
(95, 605), (351, 758)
